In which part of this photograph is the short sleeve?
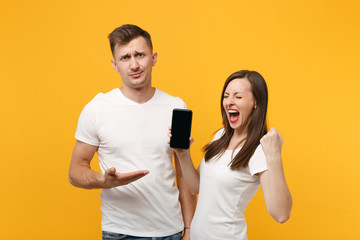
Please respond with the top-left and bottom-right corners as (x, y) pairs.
(181, 99), (187, 109)
(212, 128), (225, 141)
(248, 144), (268, 175)
(74, 100), (100, 146)
(174, 97), (187, 109)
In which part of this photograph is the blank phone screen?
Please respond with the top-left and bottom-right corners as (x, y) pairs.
(170, 109), (192, 149)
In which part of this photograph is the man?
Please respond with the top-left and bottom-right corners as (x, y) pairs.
(69, 24), (196, 240)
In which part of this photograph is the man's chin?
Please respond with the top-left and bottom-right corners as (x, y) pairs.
(128, 80), (149, 89)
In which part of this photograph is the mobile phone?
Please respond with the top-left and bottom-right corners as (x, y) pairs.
(170, 108), (193, 149)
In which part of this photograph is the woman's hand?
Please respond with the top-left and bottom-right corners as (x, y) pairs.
(260, 127), (283, 163)
(168, 127), (194, 159)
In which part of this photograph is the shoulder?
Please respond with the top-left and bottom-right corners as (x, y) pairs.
(250, 144), (267, 162)
(248, 144), (268, 175)
(82, 92), (102, 109)
(213, 128), (225, 141)
(155, 88), (187, 108)
(85, 88), (120, 107)
(77, 92), (106, 122)
(254, 144), (265, 155)
(104, 88), (119, 97)
(80, 88), (119, 116)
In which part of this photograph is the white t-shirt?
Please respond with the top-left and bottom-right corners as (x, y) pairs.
(191, 129), (268, 240)
(75, 88), (186, 237)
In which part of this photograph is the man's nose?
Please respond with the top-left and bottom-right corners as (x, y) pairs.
(130, 57), (140, 70)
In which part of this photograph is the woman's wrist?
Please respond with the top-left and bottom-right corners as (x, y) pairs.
(182, 227), (190, 237)
(266, 157), (283, 169)
(175, 150), (191, 160)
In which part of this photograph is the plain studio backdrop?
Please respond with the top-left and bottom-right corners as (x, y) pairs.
(1, 0), (359, 239)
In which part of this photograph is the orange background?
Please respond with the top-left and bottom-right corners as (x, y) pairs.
(1, 0), (359, 239)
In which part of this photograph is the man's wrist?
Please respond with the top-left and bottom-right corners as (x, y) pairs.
(94, 172), (108, 189)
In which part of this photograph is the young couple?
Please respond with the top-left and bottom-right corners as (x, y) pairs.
(69, 24), (292, 240)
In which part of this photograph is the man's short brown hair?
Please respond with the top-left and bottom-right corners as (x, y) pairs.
(108, 24), (153, 57)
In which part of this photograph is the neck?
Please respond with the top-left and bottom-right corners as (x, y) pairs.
(233, 126), (247, 139)
(228, 127), (247, 149)
(120, 86), (156, 104)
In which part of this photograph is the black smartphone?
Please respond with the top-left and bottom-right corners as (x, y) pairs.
(170, 108), (193, 149)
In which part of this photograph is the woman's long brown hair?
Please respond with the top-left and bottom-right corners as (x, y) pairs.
(203, 70), (268, 170)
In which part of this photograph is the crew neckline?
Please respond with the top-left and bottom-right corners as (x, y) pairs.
(226, 147), (242, 152)
(115, 88), (159, 106)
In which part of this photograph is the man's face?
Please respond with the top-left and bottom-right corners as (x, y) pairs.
(111, 36), (157, 90)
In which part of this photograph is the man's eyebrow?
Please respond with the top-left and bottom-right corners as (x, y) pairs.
(119, 53), (130, 59)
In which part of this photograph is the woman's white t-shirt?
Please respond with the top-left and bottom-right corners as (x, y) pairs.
(191, 129), (268, 240)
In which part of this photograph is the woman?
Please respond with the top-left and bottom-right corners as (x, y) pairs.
(170, 70), (292, 239)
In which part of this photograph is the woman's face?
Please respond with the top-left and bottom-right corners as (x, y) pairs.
(222, 78), (256, 133)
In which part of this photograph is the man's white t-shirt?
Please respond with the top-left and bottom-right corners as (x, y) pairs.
(191, 129), (268, 240)
(75, 88), (186, 236)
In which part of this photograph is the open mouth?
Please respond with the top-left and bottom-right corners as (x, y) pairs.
(228, 109), (239, 123)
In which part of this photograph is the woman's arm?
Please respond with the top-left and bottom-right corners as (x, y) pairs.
(168, 128), (200, 195)
(259, 127), (292, 223)
(173, 147), (200, 196)
(174, 154), (197, 239)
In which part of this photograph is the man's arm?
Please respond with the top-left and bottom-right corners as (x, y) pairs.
(174, 154), (196, 239)
(69, 140), (149, 189)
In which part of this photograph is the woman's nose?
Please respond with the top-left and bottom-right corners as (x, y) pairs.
(223, 97), (234, 106)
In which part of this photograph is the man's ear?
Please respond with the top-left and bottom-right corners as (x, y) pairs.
(152, 52), (158, 66)
(111, 59), (118, 72)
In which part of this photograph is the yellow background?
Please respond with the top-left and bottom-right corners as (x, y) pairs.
(1, 0), (359, 239)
